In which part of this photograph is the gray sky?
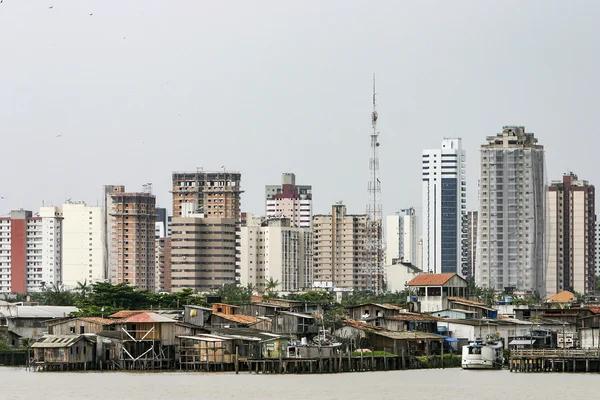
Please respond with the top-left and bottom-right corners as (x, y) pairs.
(1, 0), (599, 220)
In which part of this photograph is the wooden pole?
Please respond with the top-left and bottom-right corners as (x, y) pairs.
(441, 339), (444, 369)
(235, 346), (239, 374)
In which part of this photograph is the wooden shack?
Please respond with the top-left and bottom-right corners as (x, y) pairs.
(183, 305), (212, 328)
(31, 334), (95, 370)
(273, 311), (318, 337)
(178, 334), (234, 370)
(48, 317), (117, 335)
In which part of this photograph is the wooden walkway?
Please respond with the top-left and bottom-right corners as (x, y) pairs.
(510, 349), (600, 373)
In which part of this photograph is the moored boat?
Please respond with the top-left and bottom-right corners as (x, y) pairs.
(461, 336), (503, 370)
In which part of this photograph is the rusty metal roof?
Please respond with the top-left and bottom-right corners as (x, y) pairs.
(407, 273), (458, 286)
(125, 312), (176, 323)
(212, 313), (258, 325)
(108, 310), (152, 319)
(386, 313), (439, 322)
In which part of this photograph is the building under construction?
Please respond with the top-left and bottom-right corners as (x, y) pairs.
(171, 171), (242, 219)
(104, 185), (156, 290)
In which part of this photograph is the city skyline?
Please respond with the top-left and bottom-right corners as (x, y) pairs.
(2, 1), (600, 223)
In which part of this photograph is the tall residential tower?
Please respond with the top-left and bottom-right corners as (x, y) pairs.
(546, 173), (595, 296)
(422, 138), (467, 274)
(476, 126), (546, 295)
(385, 208), (418, 265)
(265, 173), (312, 228)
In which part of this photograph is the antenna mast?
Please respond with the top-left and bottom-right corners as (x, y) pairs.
(364, 74), (383, 294)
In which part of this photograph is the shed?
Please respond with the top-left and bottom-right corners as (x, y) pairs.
(183, 305), (212, 328)
(272, 311), (317, 337)
(32, 334), (95, 368)
(48, 317), (118, 336)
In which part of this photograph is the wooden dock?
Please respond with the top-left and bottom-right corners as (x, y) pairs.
(510, 349), (600, 373)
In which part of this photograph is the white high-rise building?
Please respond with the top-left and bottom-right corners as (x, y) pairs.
(39, 207), (63, 287)
(0, 210), (44, 293)
(386, 208), (418, 265)
(60, 203), (105, 289)
(422, 138), (467, 274)
(265, 173), (312, 228)
(476, 126), (546, 295)
(239, 218), (313, 293)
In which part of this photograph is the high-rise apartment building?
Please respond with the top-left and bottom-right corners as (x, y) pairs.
(172, 171), (242, 219)
(313, 204), (367, 290)
(0, 210), (44, 293)
(546, 173), (595, 296)
(385, 208), (417, 265)
(39, 207), (63, 288)
(422, 138), (467, 274)
(155, 237), (172, 293)
(476, 126), (546, 294)
(104, 185), (156, 291)
(170, 215), (236, 292)
(265, 173), (312, 228)
(60, 203), (105, 289)
(172, 171), (243, 281)
(464, 211), (478, 278)
(240, 218), (313, 293)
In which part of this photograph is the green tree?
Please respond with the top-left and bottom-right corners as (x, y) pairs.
(0, 339), (10, 352)
(41, 284), (76, 306)
(264, 278), (279, 300)
(75, 280), (91, 300)
(213, 284), (253, 305)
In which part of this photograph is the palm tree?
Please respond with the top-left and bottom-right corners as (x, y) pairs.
(76, 280), (90, 299)
(264, 278), (279, 299)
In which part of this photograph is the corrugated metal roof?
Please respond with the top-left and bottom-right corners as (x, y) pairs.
(407, 273), (458, 286)
(108, 310), (151, 319)
(49, 317), (117, 326)
(125, 312), (176, 323)
(15, 306), (78, 319)
(386, 313), (439, 322)
(31, 334), (86, 348)
(212, 313), (258, 325)
(277, 311), (314, 319)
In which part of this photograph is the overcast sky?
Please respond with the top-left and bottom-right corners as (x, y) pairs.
(1, 0), (599, 221)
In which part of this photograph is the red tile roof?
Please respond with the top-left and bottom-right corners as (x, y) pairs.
(79, 317), (119, 325)
(212, 313), (258, 325)
(588, 307), (600, 315)
(407, 273), (457, 286)
(342, 319), (385, 332)
(547, 291), (575, 303)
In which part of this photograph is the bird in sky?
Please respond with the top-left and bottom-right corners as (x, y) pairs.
(49, 5), (53, 9)
(56, 134), (61, 138)
(89, 13), (93, 16)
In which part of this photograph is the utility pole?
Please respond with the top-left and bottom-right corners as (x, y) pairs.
(364, 74), (383, 294)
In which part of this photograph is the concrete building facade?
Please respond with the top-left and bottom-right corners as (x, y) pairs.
(265, 173), (312, 228)
(170, 215), (236, 292)
(422, 138), (467, 275)
(0, 210), (43, 293)
(39, 207), (63, 288)
(172, 171), (243, 281)
(239, 218), (313, 293)
(104, 185), (156, 291)
(59, 203), (105, 289)
(476, 126), (546, 295)
(313, 204), (367, 290)
(464, 211), (478, 279)
(596, 222), (600, 277)
(155, 237), (172, 293)
(546, 173), (595, 296)
(385, 208), (417, 265)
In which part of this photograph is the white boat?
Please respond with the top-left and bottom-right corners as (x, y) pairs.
(461, 337), (504, 370)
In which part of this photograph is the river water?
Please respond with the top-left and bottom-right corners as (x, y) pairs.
(1, 367), (597, 399)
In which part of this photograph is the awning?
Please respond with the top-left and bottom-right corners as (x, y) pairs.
(444, 337), (458, 343)
(509, 339), (537, 345)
